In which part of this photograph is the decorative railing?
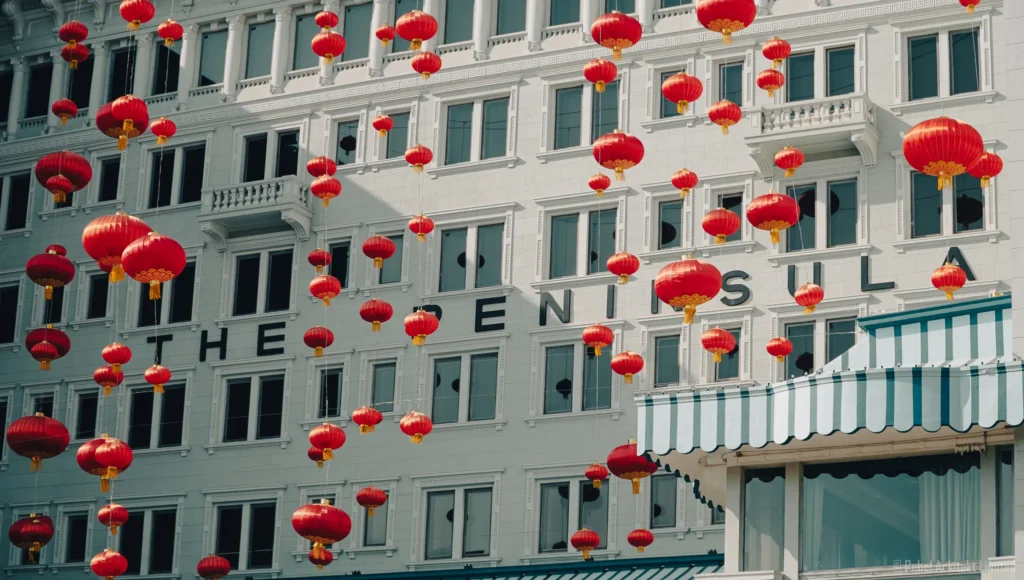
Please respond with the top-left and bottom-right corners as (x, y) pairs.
(19, 116), (46, 129)
(488, 32), (526, 47)
(542, 23), (582, 39)
(144, 93), (178, 105)
(202, 175), (308, 215)
(437, 41), (473, 55)
(756, 94), (876, 134)
(237, 75), (270, 90)
(383, 51), (416, 65)
(334, 58), (369, 72)
(654, 5), (694, 20)
(189, 84), (222, 97)
(284, 67), (319, 81)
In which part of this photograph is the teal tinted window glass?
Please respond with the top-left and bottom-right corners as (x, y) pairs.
(245, 23), (274, 78)
(714, 328), (741, 381)
(444, 0), (474, 43)
(785, 322), (814, 378)
(660, 70), (683, 118)
(827, 179), (857, 247)
(659, 200), (682, 249)
(385, 112), (410, 159)
(343, 3), (372, 61)
(199, 31), (228, 86)
(578, 481), (608, 548)
(720, 62), (742, 104)
(720, 194), (742, 242)
(911, 172), (941, 238)
(786, 52), (815, 102)
(650, 476), (676, 528)
(468, 353), (498, 421)
(293, 15), (320, 69)
(908, 34), (939, 101)
(475, 223), (504, 288)
(591, 80), (619, 142)
(826, 46), (855, 96)
(587, 208), (616, 274)
(743, 469), (785, 571)
(786, 184), (816, 252)
(379, 235), (403, 284)
(997, 447), (1014, 557)
(544, 345), (574, 414)
(954, 174), (984, 233)
(826, 318), (856, 362)
(554, 86), (583, 150)
(438, 228), (467, 292)
(481, 97), (509, 160)
(496, 0), (526, 34)
(550, 0), (580, 25)
(582, 347), (611, 410)
(431, 356), (461, 424)
(392, 0), (418, 52)
(336, 119), (359, 166)
(950, 29), (979, 95)
(606, 0), (635, 12)
(445, 103), (473, 165)
(654, 336), (679, 386)
(549, 214), (578, 278)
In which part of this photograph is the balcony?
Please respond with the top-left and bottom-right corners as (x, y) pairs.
(745, 93), (879, 178)
(197, 175), (313, 250)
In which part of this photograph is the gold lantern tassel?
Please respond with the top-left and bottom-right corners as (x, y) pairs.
(593, 345), (602, 356)
(40, 360), (50, 371)
(104, 386), (112, 396)
(106, 466), (119, 480)
(683, 305), (696, 325)
(101, 477), (110, 493)
(413, 335), (425, 346)
(110, 265), (125, 283)
(413, 163), (424, 173)
(323, 54), (335, 65)
(416, 233), (427, 242)
(373, 257), (383, 269)
(592, 479), (602, 489)
(28, 546), (38, 563)
(378, 128), (387, 137)
(149, 281), (161, 300)
(321, 197), (331, 207)
(322, 448), (333, 460)
(322, 296), (332, 306)
(614, 168), (625, 182)
(164, 38), (175, 47)
(595, 188), (605, 198)
(720, 124), (730, 135)
(60, 116), (68, 126)
(122, 118), (134, 134)
(945, 288), (955, 300)
(410, 39), (422, 50)
(360, 424), (374, 434)
(112, 363), (121, 373)
(317, 460), (324, 468)
(776, 355), (785, 363)
(30, 457), (41, 472)
(623, 373), (632, 384)
(118, 134), (127, 150)
(381, 38), (390, 47)
(618, 274), (628, 284)
(722, 31), (733, 45)
(637, 546), (645, 553)
(631, 477), (640, 494)
(368, 506), (376, 517)
(45, 286), (53, 300)
(315, 346), (323, 357)
(110, 524), (119, 536)
(967, 4), (975, 13)
(716, 234), (727, 245)
(70, 59), (79, 70)
(581, 548), (590, 560)
(713, 352), (723, 363)
(784, 168), (795, 178)
(154, 383), (164, 394)
(767, 88), (775, 97)
(804, 304), (816, 315)
(981, 176), (991, 188)
(421, 72), (431, 79)
(677, 101), (687, 115)
(372, 321), (381, 332)
(411, 433), (424, 444)
(612, 46), (622, 60)
(128, 20), (141, 31)
(315, 264), (324, 273)
(157, 135), (168, 145)
(317, 564), (324, 571)
(773, 58), (782, 69)
(595, 81), (605, 93)
(770, 229), (781, 246)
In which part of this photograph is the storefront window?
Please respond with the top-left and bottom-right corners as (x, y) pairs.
(997, 446), (1014, 557)
(743, 468), (785, 572)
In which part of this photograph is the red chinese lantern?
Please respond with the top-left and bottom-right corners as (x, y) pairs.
(45, 175), (74, 204)
(96, 102), (148, 151)
(411, 51), (442, 79)
(405, 144), (433, 172)
(150, 117), (176, 145)
(584, 463), (609, 489)
(308, 248), (332, 273)
(571, 528), (600, 560)
(62, 43), (89, 69)
(360, 298), (393, 332)
(356, 486), (388, 517)
(352, 406), (384, 434)
(101, 342), (131, 373)
(408, 215), (434, 241)
(95, 436), (132, 482)
(960, 0), (979, 13)
(746, 191), (800, 245)
(9, 515), (54, 563)
(762, 37), (791, 68)
(158, 19), (183, 46)
(702, 208), (741, 244)
(774, 146), (804, 178)
(111, 94), (149, 150)
(794, 282), (824, 314)
(903, 117), (984, 190)
(593, 130), (645, 181)
(396, 10), (437, 51)
(35, 150), (92, 202)
(584, 58), (617, 93)
(610, 351), (644, 384)
(309, 423), (345, 460)
(696, 0), (756, 44)
(94, 366), (124, 396)
(607, 440), (659, 494)
(589, 173), (612, 198)
(312, 29), (346, 64)
(375, 24), (397, 47)
(119, 0), (154, 30)
(144, 364), (171, 394)
(582, 324), (614, 356)
(315, 10), (339, 29)
(766, 337), (792, 362)
(654, 257), (722, 324)
(292, 499), (352, 560)
(628, 528), (654, 553)
(30, 341), (59, 371)
(757, 68), (785, 97)
(196, 555), (231, 580)
(661, 72), (703, 115)
(363, 235), (396, 268)
(98, 504), (129, 536)
(404, 310), (439, 346)
(311, 176), (342, 207)
(82, 212), (152, 283)
(399, 410), (433, 443)
(309, 548), (333, 571)
(25, 327), (70, 361)
(90, 549), (128, 580)
(59, 21), (89, 48)
(307, 156), (337, 178)
(308, 446), (325, 468)
(708, 100), (742, 134)
(372, 114), (394, 137)
(702, 327), (736, 363)
(591, 11), (642, 60)
(121, 232), (186, 300)
(51, 99), (78, 125)
(304, 326), (334, 357)
(969, 152), (1003, 188)
(932, 264), (967, 300)
(77, 437), (110, 490)
(671, 169), (699, 198)
(309, 274), (342, 306)
(26, 249), (75, 300)
(606, 252), (639, 284)
(46, 244), (67, 256)
(6, 414), (69, 472)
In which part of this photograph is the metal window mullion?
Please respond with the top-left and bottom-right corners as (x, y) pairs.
(0, 176), (10, 230)
(150, 388), (163, 450)
(451, 488), (467, 558)
(247, 377), (260, 441)
(239, 504), (253, 570)
(575, 211), (587, 277)
(140, 510), (153, 575)
(255, 251), (270, 314)
(568, 480), (581, 532)
(458, 354), (471, 423)
(169, 146), (185, 205)
(572, 343), (583, 413)
(470, 101), (484, 162)
(465, 226), (479, 289)
(264, 132), (279, 180)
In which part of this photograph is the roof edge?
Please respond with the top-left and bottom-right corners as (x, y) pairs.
(858, 294), (1011, 332)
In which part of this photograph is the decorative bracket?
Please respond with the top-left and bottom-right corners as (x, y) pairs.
(1, 0), (25, 46)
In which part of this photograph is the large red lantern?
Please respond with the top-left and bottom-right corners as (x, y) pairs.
(26, 249), (75, 300)
(404, 310), (439, 346)
(144, 364), (171, 394)
(111, 94), (149, 150)
(702, 327), (736, 363)
(309, 548), (333, 571)
(762, 37), (791, 68)
(671, 169), (699, 198)
(309, 274), (342, 306)
(696, 0), (756, 44)
(960, 0), (979, 13)
(82, 212), (153, 283)
(94, 366), (124, 396)
(309, 423), (346, 460)
(571, 528), (600, 560)
(757, 68), (785, 97)
(774, 146), (804, 178)
(584, 463), (609, 489)
(59, 21), (89, 48)
(708, 100), (742, 134)
(584, 58), (617, 93)
(794, 282), (824, 314)
(98, 504), (129, 536)
(408, 215), (434, 241)
(372, 114), (394, 137)
(969, 152), (1003, 187)
(25, 327), (70, 363)
(654, 257), (722, 324)
(589, 173), (612, 198)
(405, 144), (433, 172)
(30, 341), (59, 371)
(315, 10), (339, 29)
(352, 406), (384, 433)
(661, 72), (703, 115)
(590, 11), (642, 60)
(607, 440), (659, 494)
(101, 343), (131, 373)
(356, 486), (388, 516)
(9, 515), (54, 562)
(51, 99), (79, 126)
(119, 0), (154, 30)
(308, 248), (332, 273)
(35, 150), (92, 203)
(311, 175), (342, 207)
(399, 410), (433, 443)
(121, 232), (186, 300)
(902, 117), (984, 190)
(360, 298), (393, 332)
(77, 437), (110, 490)
(363, 235), (396, 268)
(746, 191), (800, 245)
(308, 446), (325, 468)
(411, 51), (442, 79)
(932, 264), (967, 300)
(150, 117), (176, 145)
(610, 351), (644, 384)
(292, 499), (352, 559)
(628, 528), (654, 553)
(158, 19), (183, 46)
(90, 549), (128, 580)
(582, 324), (614, 356)
(766, 337), (792, 362)
(62, 43), (89, 69)
(304, 326), (334, 357)
(396, 10), (437, 51)
(375, 24), (397, 47)
(196, 555), (231, 580)
(312, 29), (346, 64)
(702, 208), (741, 244)
(6, 413), (69, 472)
(95, 436), (133, 482)
(606, 252), (639, 284)
(96, 102), (148, 151)
(307, 156), (337, 178)
(593, 130), (645, 181)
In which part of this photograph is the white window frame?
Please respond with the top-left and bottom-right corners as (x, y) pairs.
(287, 7), (320, 73)
(757, 29), (865, 107)
(206, 354), (294, 452)
(336, 0), (374, 65)
(293, 482), (346, 560)
(311, 221), (362, 298)
(0, 169), (37, 239)
(325, 106), (369, 174)
(436, 0), (475, 48)
(428, 83), (520, 174)
(201, 486), (285, 574)
(694, 170), (758, 255)
(637, 312), (691, 391)
(29, 281), (71, 330)
(218, 233), (300, 324)
(50, 499), (96, 569)
(71, 261), (114, 331)
(112, 492), (186, 576)
(116, 369), (194, 456)
(357, 344), (406, 418)
(640, 53), (698, 132)
(133, 132), (214, 213)
(767, 296), (867, 383)
(0, 268), (26, 350)
(82, 150), (125, 210)
(0, 384), (15, 469)
(702, 43), (754, 112)
(491, 0), (527, 39)
(697, 306), (754, 385)
(366, 100), (419, 168)
(407, 469), (503, 569)
(421, 202), (515, 299)
(521, 461), (620, 563)
(194, 23), (230, 91)
(65, 380), (104, 444)
(232, 117), (309, 183)
(532, 190), (628, 288)
(527, 322), (625, 426)
(123, 243), (205, 335)
(642, 473), (723, 539)
(21, 381), (61, 418)
(416, 333), (509, 430)
(7, 504), (54, 567)
(537, 67), (630, 162)
(362, 220), (412, 292)
(347, 477), (399, 556)
(301, 348), (353, 430)
(239, 13), (275, 83)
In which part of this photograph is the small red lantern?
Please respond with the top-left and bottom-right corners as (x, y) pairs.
(62, 43), (89, 69)
(409, 215), (434, 241)
(582, 324), (614, 357)
(51, 99), (78, 125)
(292, 499), (352, 560)
(31, 341), (59, 371)
(59, 21), (89, 48)
(362, 235), (396, 268)
(969, 152), (1003, 188)
(311, 175), (342, 207)
(102, 343), (131, 373)
(606, 252), (639, 284)
(584, 58), (617, 93)
(9, 515), (54, 563)
(746, 191), (800, 246)
(696, 0), (756, 44)
(610, 351), (644, 384)
(762, 37), (791, 68)
(26, 249), (75, 300)
(150, 117), (176, 145)
(352, 406), (383, 433)
(77, 437), (110, 490)
(702, 208), (741, 245)
(794, 282), (824, 314)
(708, 100), (742, 134)
(372, 114), (394, 137)
(94, 366), (124, 396)
(591, 11), (642, 60)
(144, 364), (171, 394)
(661, 72), (703, 115)
(309, 548), (334, 571)
(593, 130), (645, 181)
(307, 156), (337, 178)
(82, 212), (152, 283)
(607, 440), (659, 494)
(25, 327), (70, 363)
(308, 446), (325, 468)
(315, 10), (339, 29)
(396, 10), (437, 51)
(589, 173), (612, 198)
(404, 310), (439, 346)
(121, 232), (186, 300)
(308, 248), (332, 273)
(375, 24), (397, 47)
(702, 327), (736, 363)
(111, 94), (149, 150)
(45, 175), (74, 204)
(584, 463), (609, 489)
(399, 410), (433, 443)
(45, 244), (67, 256)
(932, 264), (967, 300)
(35, 150), (92, 202)
(310, 274), (342, 306)
(196, 555), (231, 580)
(411, 51), (442, 79)
(158, 19), (183, 46)
(628, 528), (654, 553)
(360, 298), (394, 332)
(766, 337), (792, 362)
(304, 326), (334, 357)
(757, 68), (785, 97)
(98, 504), (129, 536)
(671, 169), (699, 198)
(774, 146), (804, 178)
(903, 117), (984, 190)
(309, 423), (346, 461)
(312, 29), (346, 64)
(95, 436), (132, 482)
(405, 144), (433, 172)
(654, 257), (722, 324)
(356, 486), (388, 516)
(119, 0), (155, 30)
(960, 0), (979, 13)
(571, 528), (601, 560)
(6, 414), (69, 472)
(90, 548), (128, 580)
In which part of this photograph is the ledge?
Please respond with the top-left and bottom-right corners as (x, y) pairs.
(45, 563), (91, 574)
(889, 91), (998, 116)
(696, 240), (758, 258)
(361, 281), (413, 296)
(131, 445), (190, 458)
(638, 247), (694, 265)
(299, 417), (349, 431)
(891, 229), (1002, 253)
(528, 272), (618, 293)
(365, 157), (408, 174)
(292, 550), (341, 563)
(535, 144), (593, 164)
(407, 556), (502, 571)
(132, 201), (202, 218)
(892, 280), (1003, 309)
(765, 244), (873, 267)
(120, 320), (199, 339)
(420, 284), (513, 304)
(38, 206), (78, 221)
(432, 418), (507, 432)
(71, 317), (112, 331)
(0, 227), (33, 242)
(639, 114), (700, 133)
(525, 408), (622, 427)
(426, 155), (520, 178)
(82, 200), (121, 215)
(203, 437), (291, 454)
(213, 310), (299, 328)
(346, 545), (397, 559)
(653, 523), (725, 541)
(520, 550), (620, 565)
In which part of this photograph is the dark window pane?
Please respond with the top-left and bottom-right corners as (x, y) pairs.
(650, 476), (676, 528)
(256, 377), (284, 439)
(248, 504), (276, 568)
(828, 180), (857, 247)
(275, 131), (299, 177)
(148, 510), (176, 573)
(87, 274), (109, 319)
(392, 0), (418, 52)
(6, 174), (30, 230)
(149, 150), (175, 208)
(293, 15), (321, 70)
(444, 0), (474, 43)
(425, 491), (455, 559)
(68, 57), (94, 109)
(463, 488), (492, 557)
(336, 120), (359, 166)
(159, 384), (186, 447)
(379, 235), (403, 284)
(587, 208), (616, 274)
(786, 184), (815, 252)
(468, 352), (498, 421)
(544, 345), (573, 414)
(386, 113), (410, 159)
(554, 86), (582, 149)
(582, 347), (611, 411)
(42, 286), (63, 325)
(826, 46), (854, 96)
(33, 395), (54, 417)
(496, 0), (525, 34)
(364, 490), (388, 546)
(75, 392), (98, 439)
(549, 214), (578, 278)
(997, 447), (1014, 557)
(98, 158), (120, 202)
(245, 23), (274, 78)
(233, 254), (260, 316)
(372, 362), (396, 412)
(720, 62), (742, 104)
(655, 336), (679, 386)
(138, 281), (162, 327)
(786, 323), (815, 378)
(216, 506), (243, 569)
(660, 70), (683, 119)
(128, 390), (154, 448)
(0, 285), (18, 343)
(318, 368), (342, 418)
(911, 172), (942, 238)
(476, 223), (503, 288)
(550, 0), (579, 25)
(153, 43), (180, 95)
(659, 200), (682, 249)
(119, 512), (144, 575)
(954, 174), (984, 233)
(108, 47), (136, 101)
(445, 103), (473, 165)
(481, 97), (509, 160)
(607, 0), (635, 11)
(826, 319), (856, 363)
(265, 250), (293, 312)
(25, 64), (52, 118)
(179, 145), (206, 204)
(199, 31), (228, 86)
(661, 0), (693, 5)
(743, 468), (785, 571)
(439, 228), (467, 292)
(591, 80), (618, 142)
(243, 134), (268, 182)
(950, 29), (979, 95)
(539, 482), (569, 552)
(343, 3), (373, 60)
(224, 379), (251, 442)
(579, 481), (608, 548)
(0, 71), (11, 120)
(714, 328), (741, 381)
(431, 356), (461, 424)
(64, 514), (89, 563)
(786, 53), (815, 102)
(328, 243), (350, 286)
(909, 34), (938, 101)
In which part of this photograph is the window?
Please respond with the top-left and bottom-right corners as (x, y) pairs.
(364, 489), (389, 546)
(786, 53), (814, 102)
(443, 0), (473, 44)
(997, 446), (1014, 557)
(127, 384), (186, 448)
(199, 30), (228, 86)
(591, 80), (618, 142)
(650, 475), (676, 528)
(63, 513), (89, 563)
(431, 351), (499, 424)
(371, 362), (396, 413)
(425, 490), (454, 559)
(910, 172), (941, 238)
(481, 97), (509, 160)
(85, 274), (109, 319)
(582, 347), (610, 411)
(785, 322), (814, 378)
(438, 223), (504, 291)
(654, 336), (679, 386)
(232, 249), (293, 316)
(328, 242), (350, 287)
(118, 508), (178, 575)
(0, 284), (19, 343)
(578, 481), (608, 548)
(242, 134), (268, 182)
(719, 193), (742, 243)
(606, 0), (635, 11)
(711, 505), (725, 525)
(32, 393), (55, 417)
(97, 158), (120, 202)
(385, 112), (410, 159)
(496, 0), (525, 35)
(432, 357), (461, 424)
(5, 173), (30, 231)
(445, 103), (473, 165)
(0, 71), (11, 120)
(908, 34), (938, 101)
(554, 86), (583, 150)
(538, 480), (608, 552)
(152, 44), (180, 95)
(215, 502), (277, 570)
(954, 174), (984, 233)
(950, 28), (979, 95)
(476, 223), (503, 287)
(391, 0), (418, 52)
(179, 145), (206, 204)
(42, 287), (64, 325)
(25, 64), (52, 118)
(73, 391), (99, 439)
(661, 0), (693, 5)
(68, 57), (94, 109)
(462, 488), (492, 557)
(743, 468), (784, 572)
(826, 318), (856, 362)
(659, 70), (683, 119)
(378, 235), (403, 284)
(438, 229), (467, 292)
(293, 14), (321, 70)
(246, 23), (275, 78)
(719, 62), (742, 104)
(543, 345), (574, 414)
(827, 179), (857, 247)
(343, 3), (372, 60)
(786, 184), (815, 252)
(826, 46), (854, 96)
(275, 130), (300, 177)
(317, 367), (343, 419)
(149, 150), (175, 208)
(222, 375), (284, 442)
(336, 119), (359, 166)
(586, 208), (616, 274)
(549, 214), (578, 279)
(108, 47), (136, 101)
(137, 261), (196, 326)
(713, 328), (741, 381)
(549, 1), (579, 25)
(423, 486), (492, 560)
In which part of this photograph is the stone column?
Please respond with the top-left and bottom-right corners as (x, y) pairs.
(526, 0), (543, 51)
(176, 24), (198, 108)
(45, 49), (66, 131)
(86, 44), (108, 121)
(5, 57), (26, 139)
(222, 14), (246, 101)
(471, 0), (491, 60)
(581, 0), (598, 41)
(637, 0), (654, 32)
(133, 32), (154, 99)
(269, 6), (292, 94)
(421, 0), (439, 52)
(368, 0), (387, 76)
